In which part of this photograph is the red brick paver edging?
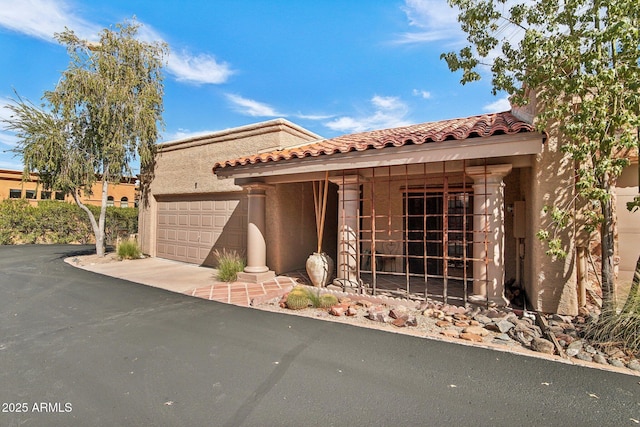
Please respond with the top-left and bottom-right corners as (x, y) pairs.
(184, 276), (298, 307)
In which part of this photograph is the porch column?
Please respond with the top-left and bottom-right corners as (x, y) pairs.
(466, 164), (512, 306)
(237, 183), (276, 283)
(330, 175), (361, 289)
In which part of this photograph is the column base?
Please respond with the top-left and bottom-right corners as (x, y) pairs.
(467, 294), (510, 307)
(237, 270), (276, 283)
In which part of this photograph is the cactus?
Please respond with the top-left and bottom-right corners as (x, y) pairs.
(286, 290), (311, 310)
(318, 293), (338, 308)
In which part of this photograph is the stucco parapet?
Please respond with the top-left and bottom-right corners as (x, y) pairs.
(158, 119), (321, 153)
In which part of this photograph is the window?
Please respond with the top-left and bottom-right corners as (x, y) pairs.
(54, 192), (65, 201)
(25, 190), (36, 199)
(120, 197), (128, 208)
(41, 191), (51, 200)
(107, 196), (114, 207)
(9, 189), (21, 199)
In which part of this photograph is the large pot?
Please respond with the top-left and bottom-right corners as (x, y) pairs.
(306, 252), (334, 287)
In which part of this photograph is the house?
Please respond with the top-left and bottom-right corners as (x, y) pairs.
(137, 119), (323, 267)
(138, 105), (639, 316)
(0, 169), (138, 208)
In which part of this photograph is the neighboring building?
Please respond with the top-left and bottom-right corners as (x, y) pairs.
(0, 169), (138, 208)
(138, 106), (639, 316)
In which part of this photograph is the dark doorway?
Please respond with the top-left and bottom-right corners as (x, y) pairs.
(405, 191), (473, 278)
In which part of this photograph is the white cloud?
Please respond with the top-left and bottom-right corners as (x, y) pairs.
(293, 112), (335, 121)
(0, 0), (100, 42)
(0, 0), (233, 85)
(167, 50), (234, 85)
(412, 89), (432, 99)
(325, 95), (412, 133)
(482, 96), (512, 113)
(226, 94), (283, 117)
(161, 128), (219, 142)
(394, 0), (464, 45)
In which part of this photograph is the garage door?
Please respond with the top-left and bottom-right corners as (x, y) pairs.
(156, 195), (247, 266)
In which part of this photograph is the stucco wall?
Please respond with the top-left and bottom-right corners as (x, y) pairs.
(525, 125), (578, 315)
(266, 182), (337, 274)
(616, 163), (640, 286)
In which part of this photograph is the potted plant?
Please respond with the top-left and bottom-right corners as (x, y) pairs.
(306, 171), (333, 287)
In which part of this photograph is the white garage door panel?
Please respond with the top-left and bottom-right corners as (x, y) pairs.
(156, 196), (247, 266)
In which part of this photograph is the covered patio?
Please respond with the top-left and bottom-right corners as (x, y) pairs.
(213, 112), (544, 307)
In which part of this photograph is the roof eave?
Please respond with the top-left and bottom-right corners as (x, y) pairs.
(215, 131), (545, 180)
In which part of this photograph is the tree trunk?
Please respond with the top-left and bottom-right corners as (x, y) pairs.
(71, 189), (104, 256)
(600, 182), (615, 308)
(71, 178), (109, 257)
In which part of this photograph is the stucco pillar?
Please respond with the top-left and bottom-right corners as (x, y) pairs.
(330, 176), (361, 289)
(237, 183), (275, 283)
(467, 164), (512, 306)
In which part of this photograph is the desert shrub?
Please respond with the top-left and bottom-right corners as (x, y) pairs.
(117, 239), (142, 260)
(33, 200), (92, 243)
(213, 248), (246, 282)
(318, 293), (339, 308)
(0, 199), (36, 244)
(0, 199), (137, 245)
(284, 286), (338, 310)
(286, 287), (312, 310)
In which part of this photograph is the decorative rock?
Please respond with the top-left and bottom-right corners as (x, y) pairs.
(555, 333), (574, 345)
(356, 300), (372, 308)
(329, 306), (345, 316)
(339, 297), (352, 304)
(531, 338), (555, 354)
(464, 326), (490, 337)
(453, 313), (469, 321)
(609, 359), (626, 368)
(436, 320), (451, 328)
(454, 321), (470, 328)
(367, 306), (388, 323)
(566, 340), (583, 357)
(389, 306), (408, 319)
(494, 333), (512, 342)
(469, 320), (480, 326)
(627, 359), (640, 372)
(584, 344), (597, 355)
(460, 332), (484, 342)
(576, 352), (593, 362)
(441, 329), (460, 338)
(496, 320), (515, 334)
(473, 314), (492, 325)
(392, 316), (408, 327)
(346, 306), (358, 316)
(593, 354), (609, 365)
(406, 316), (418, 327)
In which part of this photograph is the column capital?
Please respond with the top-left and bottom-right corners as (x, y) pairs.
(466, 164), (513, 182)
(242, 182), (274, 194)
(329, 174), (365, 186)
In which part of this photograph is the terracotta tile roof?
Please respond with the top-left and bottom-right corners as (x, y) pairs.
(213, 111), (535, 170)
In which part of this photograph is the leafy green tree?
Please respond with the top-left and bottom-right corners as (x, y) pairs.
(441, 0), (640, 306)
(3, 20), (167, 256)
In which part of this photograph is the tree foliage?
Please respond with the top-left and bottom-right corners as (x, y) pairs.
(3, 19), (167, 256)
(442, 0), (640, 304)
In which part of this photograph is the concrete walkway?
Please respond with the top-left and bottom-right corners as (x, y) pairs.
(66, 255), (297, 307)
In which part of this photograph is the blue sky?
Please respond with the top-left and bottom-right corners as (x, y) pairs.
(0, 0), (512, 171)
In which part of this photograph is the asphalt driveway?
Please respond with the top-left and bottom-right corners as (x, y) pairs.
(1, 245), (639, 426)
